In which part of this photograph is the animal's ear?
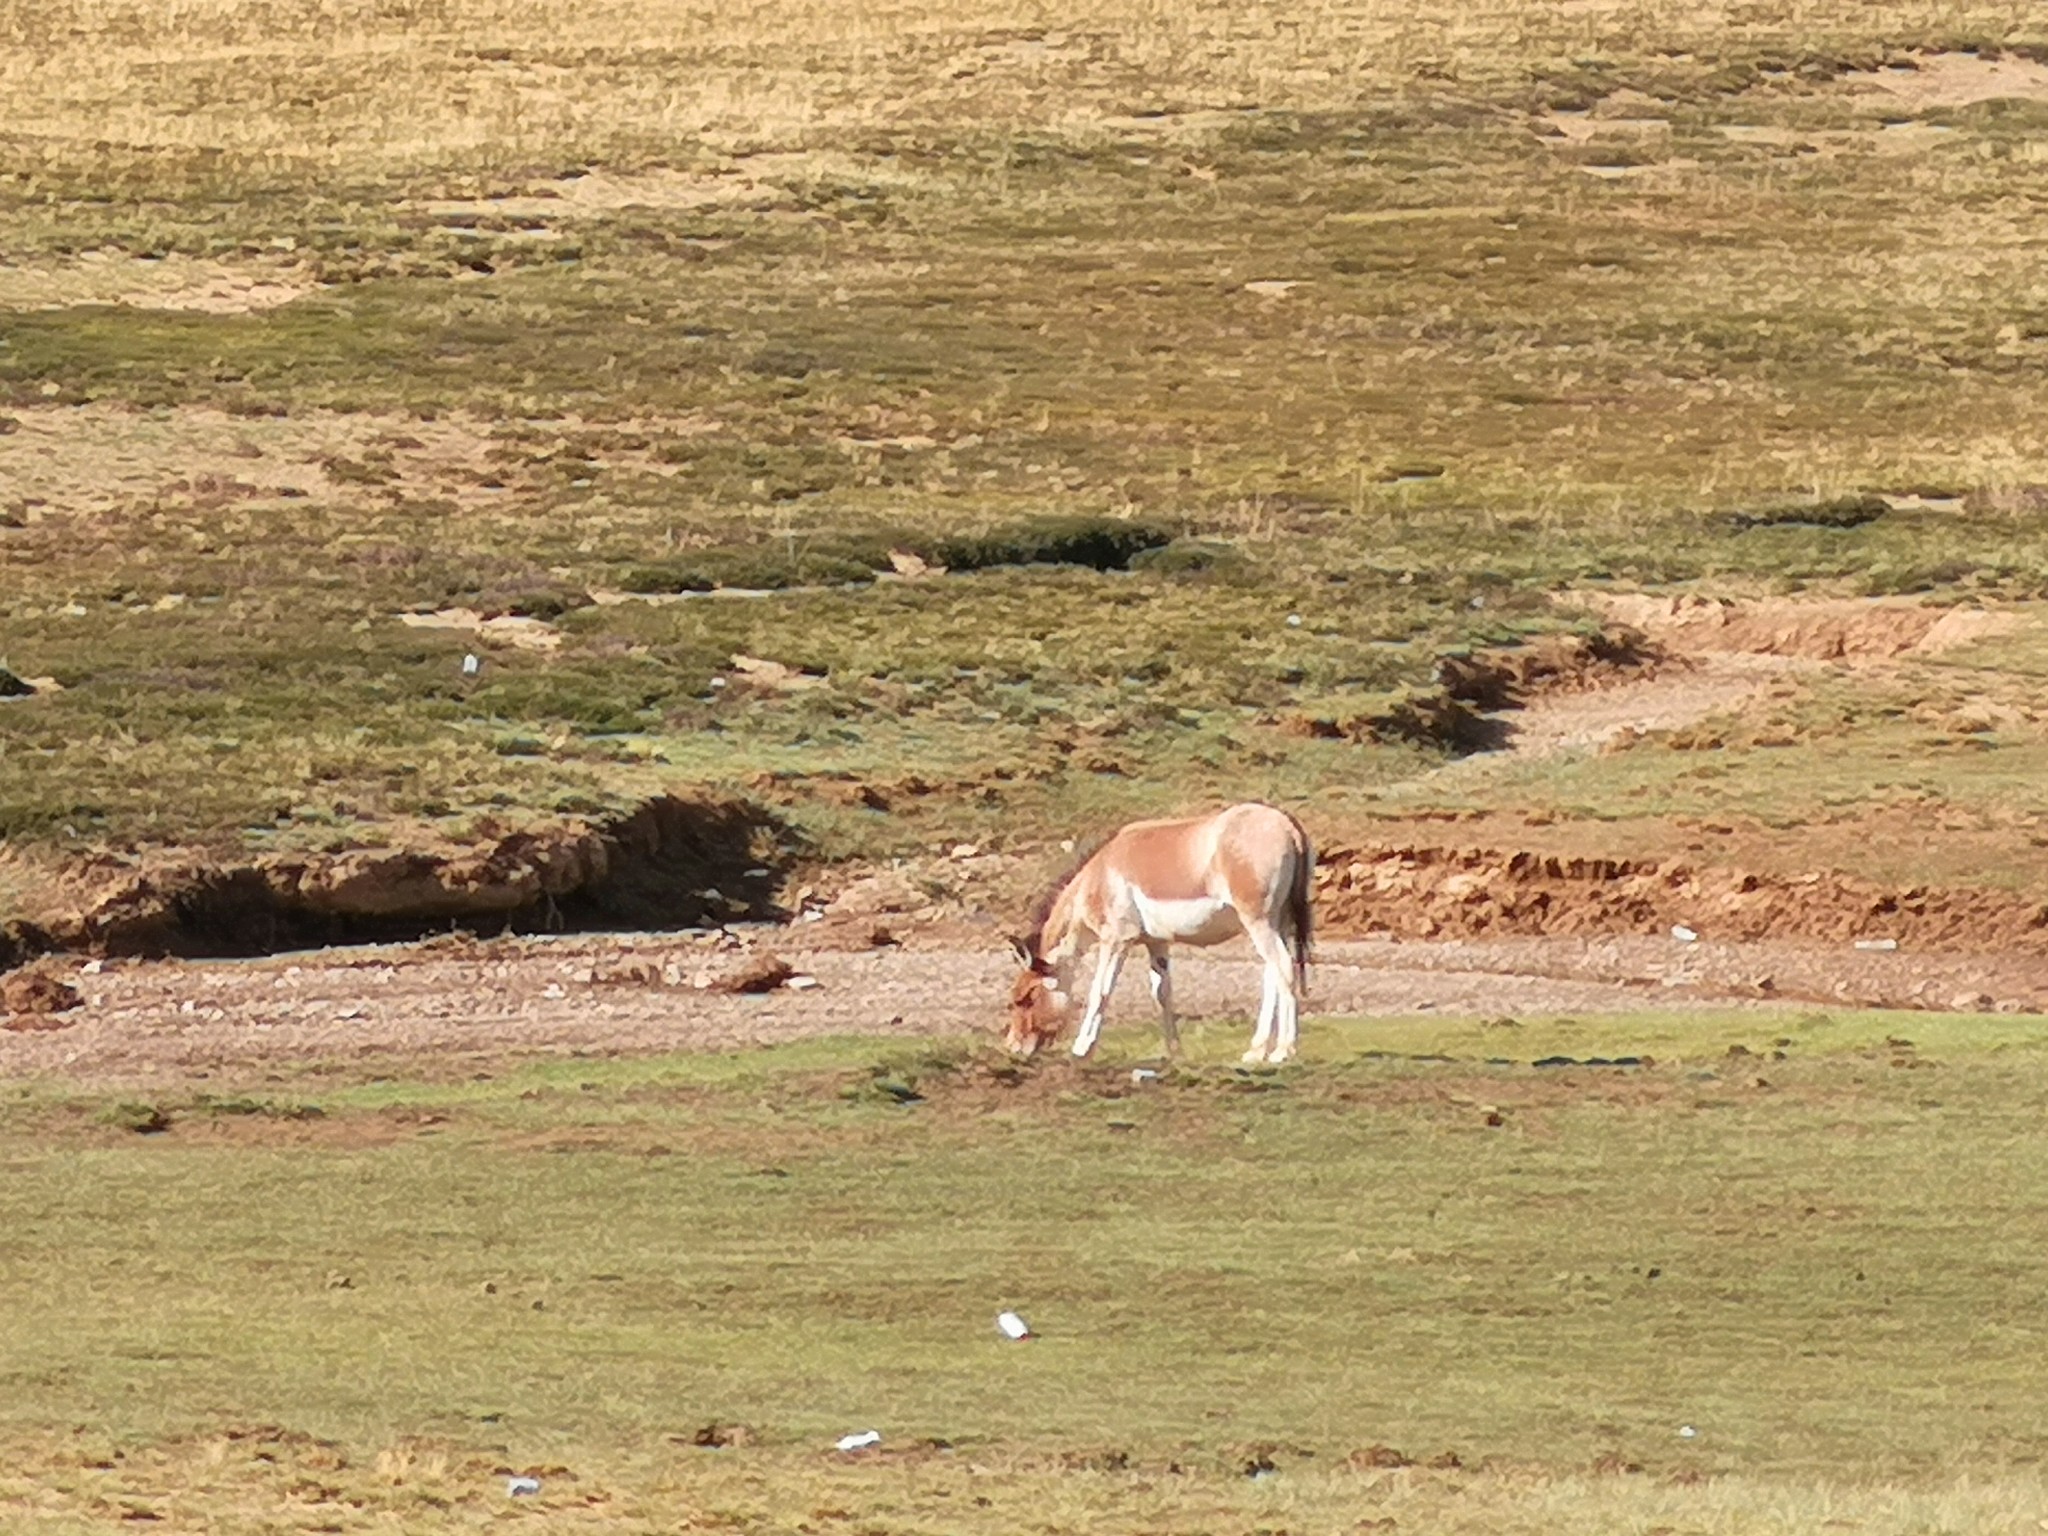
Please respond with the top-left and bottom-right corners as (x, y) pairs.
(1006, 934), (1036, 969)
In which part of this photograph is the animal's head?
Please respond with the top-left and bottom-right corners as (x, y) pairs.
(1003, 936), (1073, 1055)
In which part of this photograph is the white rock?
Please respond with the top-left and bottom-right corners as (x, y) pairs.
(836, 1430), (881, 1452)
(996, 1310), (1032, 1340)
(1670, 925), (1698, 943)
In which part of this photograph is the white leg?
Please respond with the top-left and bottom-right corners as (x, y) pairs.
(1146, 944), (1180, 1057)
(1246, 925), (1299, 1064)
(1244, 959), (1279, 1063)
(1271, 964), (1300, 1064)
(1071, 942), (1130, 1058)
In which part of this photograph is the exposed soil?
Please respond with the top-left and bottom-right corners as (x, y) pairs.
(1842, 51), (2048, 111)
(398, 607), (564, 652)
(0, 403), (718, 526)
(14, 796), (793, 963)
(1315, 840), (2048, 955)
(1579, 593), (2019, 662)
(6, 920), (2043, 1085)
(0, 253), (313, 313)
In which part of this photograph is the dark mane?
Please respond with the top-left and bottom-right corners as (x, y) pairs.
(1021, 836), (1104, 957)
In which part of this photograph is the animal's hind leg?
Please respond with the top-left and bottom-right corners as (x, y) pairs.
(1244, 958), (1279, 1064)
(1273, 954), (1303, 1064)
(1245, 924), (1297, 1064)
(1071, 941), (1130, 1059)
(1146, 943), (1180, 1057)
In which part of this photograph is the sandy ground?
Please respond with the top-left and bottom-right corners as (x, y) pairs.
(7, 923), (2043, 1085)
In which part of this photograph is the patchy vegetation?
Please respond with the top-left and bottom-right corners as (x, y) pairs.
(6, 1), (2048, 905)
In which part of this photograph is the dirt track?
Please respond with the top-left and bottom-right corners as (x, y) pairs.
(7, 921), (2045, 1084)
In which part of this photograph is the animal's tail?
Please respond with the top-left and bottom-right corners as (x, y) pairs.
(1285, 816), (1314, 998)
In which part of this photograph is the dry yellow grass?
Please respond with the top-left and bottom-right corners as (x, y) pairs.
(6, 0), (2040, 181)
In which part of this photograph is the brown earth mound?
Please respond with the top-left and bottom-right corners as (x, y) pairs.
(1582, 594), (2017, 662)
(1288, 627), (1663, 753)
(29, 796), (792, 962)
(1435, 627), (1661, 710)
(1318, 842), (2048, 953)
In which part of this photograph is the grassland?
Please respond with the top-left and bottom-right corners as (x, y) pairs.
(8, 1), (2048, 880)
(4, 1009), (2047, 1532)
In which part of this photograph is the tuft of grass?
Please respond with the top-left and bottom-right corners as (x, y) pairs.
(95, 1101), (173, 1134)
(1724, 493), (1892, 531)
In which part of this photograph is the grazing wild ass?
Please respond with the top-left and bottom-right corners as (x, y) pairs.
(1005, 802), (1313, 1064)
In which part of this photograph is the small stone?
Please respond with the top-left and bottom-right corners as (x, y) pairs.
(715, 955), (795, 994)
(2, 968), (82, 1021)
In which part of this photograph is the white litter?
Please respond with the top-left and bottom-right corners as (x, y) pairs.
(785, 974), (822, 991)
(1853, 938), (1899, 952)
(1285, 613), (1303, 628)
(996, 1310), (1032, 1340)
(1130, 1068), (1159, 1085)
(1678, 1425), (1698, 1440)
(462, 653), (481, 676)
(836, 1430), (882, 1452)
(1670, 925), (1699, 943)
(506, 1475), (541, 1496)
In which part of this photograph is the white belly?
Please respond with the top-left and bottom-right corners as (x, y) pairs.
(1129, 892), (1242, 946)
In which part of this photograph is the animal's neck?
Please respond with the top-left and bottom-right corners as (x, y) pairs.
(1039, 880), (1087, 970)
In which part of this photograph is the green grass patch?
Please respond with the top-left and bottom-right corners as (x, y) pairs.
(3, 1012), (2048, 1530)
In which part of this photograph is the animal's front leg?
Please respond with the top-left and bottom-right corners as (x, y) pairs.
(1070, 941), (1129, 1058)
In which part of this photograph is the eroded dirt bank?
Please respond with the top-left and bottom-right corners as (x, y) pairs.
(1316, 841), (2048, 953)
(3, 795), (793, 964)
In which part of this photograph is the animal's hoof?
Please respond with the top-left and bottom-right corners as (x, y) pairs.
(1241, 1050), (1266, 1065)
